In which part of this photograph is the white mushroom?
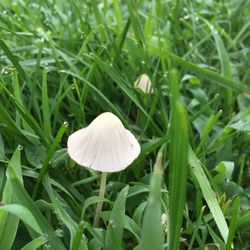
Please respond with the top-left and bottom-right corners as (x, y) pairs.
(134, 74), (152, 94)
(67, 112), (141, 172)
(67, 112), (141, 227)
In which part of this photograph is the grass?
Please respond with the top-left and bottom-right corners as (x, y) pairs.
(0, 0), (250, 249)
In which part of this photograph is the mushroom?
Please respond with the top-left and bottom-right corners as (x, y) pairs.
(67, 112), (141, 226)
(134, 74), (152, 94)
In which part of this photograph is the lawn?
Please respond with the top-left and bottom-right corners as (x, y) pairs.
(0, 0), (250, 249)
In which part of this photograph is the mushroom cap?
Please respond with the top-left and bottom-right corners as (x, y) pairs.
(67, 112), (141, 172)
(134, 74), (152, 94)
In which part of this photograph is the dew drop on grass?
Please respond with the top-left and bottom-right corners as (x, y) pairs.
(58, 219), (64, 226)
(71, 84), (75, 90)
(82, 234), (88, 242)
(53, 209), (59, 215)
(141, 60), (146, 65)
(101, 44), (107, 50)
(163, 72), (168, 78)
(44, 244), (51, 249)
(41, 233), (48, 240)
(110, 219), (116, 228)
(18, 145), (23, 150)
(55, 228), (64, 237)
(63, 121), (69, 127)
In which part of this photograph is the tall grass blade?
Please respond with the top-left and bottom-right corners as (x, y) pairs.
(0, 148), (22, 250)
(225, 196), (240, 250)
(32, 121), (68, 199)
(168, 69), (189, 250)
(188, 147), (229, 242)
(141, 148), (164, 250)
(105, 186), (129, 250)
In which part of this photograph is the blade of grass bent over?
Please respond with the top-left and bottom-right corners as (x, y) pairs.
(189, 147), (229, 243)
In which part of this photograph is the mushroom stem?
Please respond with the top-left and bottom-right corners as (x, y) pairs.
(93, 172), (107, 227)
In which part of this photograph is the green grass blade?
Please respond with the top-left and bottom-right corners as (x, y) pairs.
(43, 175), (88, 250)
(149, 45), (250, 94)
(81, 196), (110, 219)
(59, 70), (125, 123)
(7, 92), (48, 145)
(168, 69), (189, 250)
(125, 0), (145, 46)
(196, 109), (222, 154)
(141, 148), (164, 250)
(188, 147), (229, 242)
(0, 204), (42, 234)
(211, 23), (233, 113)
(105, 186), (129, 250)
(42, 68), (52, 139)
(225, 196), (240, 250)
(71, 221), (86, 250)
(0, 148), (22, 250)
(20, 236), (47, 250)
(0, 103), (29, 142)
(7, 162), (67, 250)
(32, 121), (68, 199)
(0, 40), (29, 84)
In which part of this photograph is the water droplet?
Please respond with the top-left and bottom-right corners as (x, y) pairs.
(18, 145), (23, 150)
(101, 44), (107, 49)
(63, 121), (69, 127)
(110, 219), (116, 228)
(82, 234), (88, 242)
(53, 209), (59, 215)
(163, 72), (168, 78)
(71, 84), (75, 90)
(35, 164), (42, 169)
(44, 243), (51, 249)
(58, 220), (64, 226)
(55, 229), (64, 237)
(141, 60), (146, 65)
(41, 233), (48, 240)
